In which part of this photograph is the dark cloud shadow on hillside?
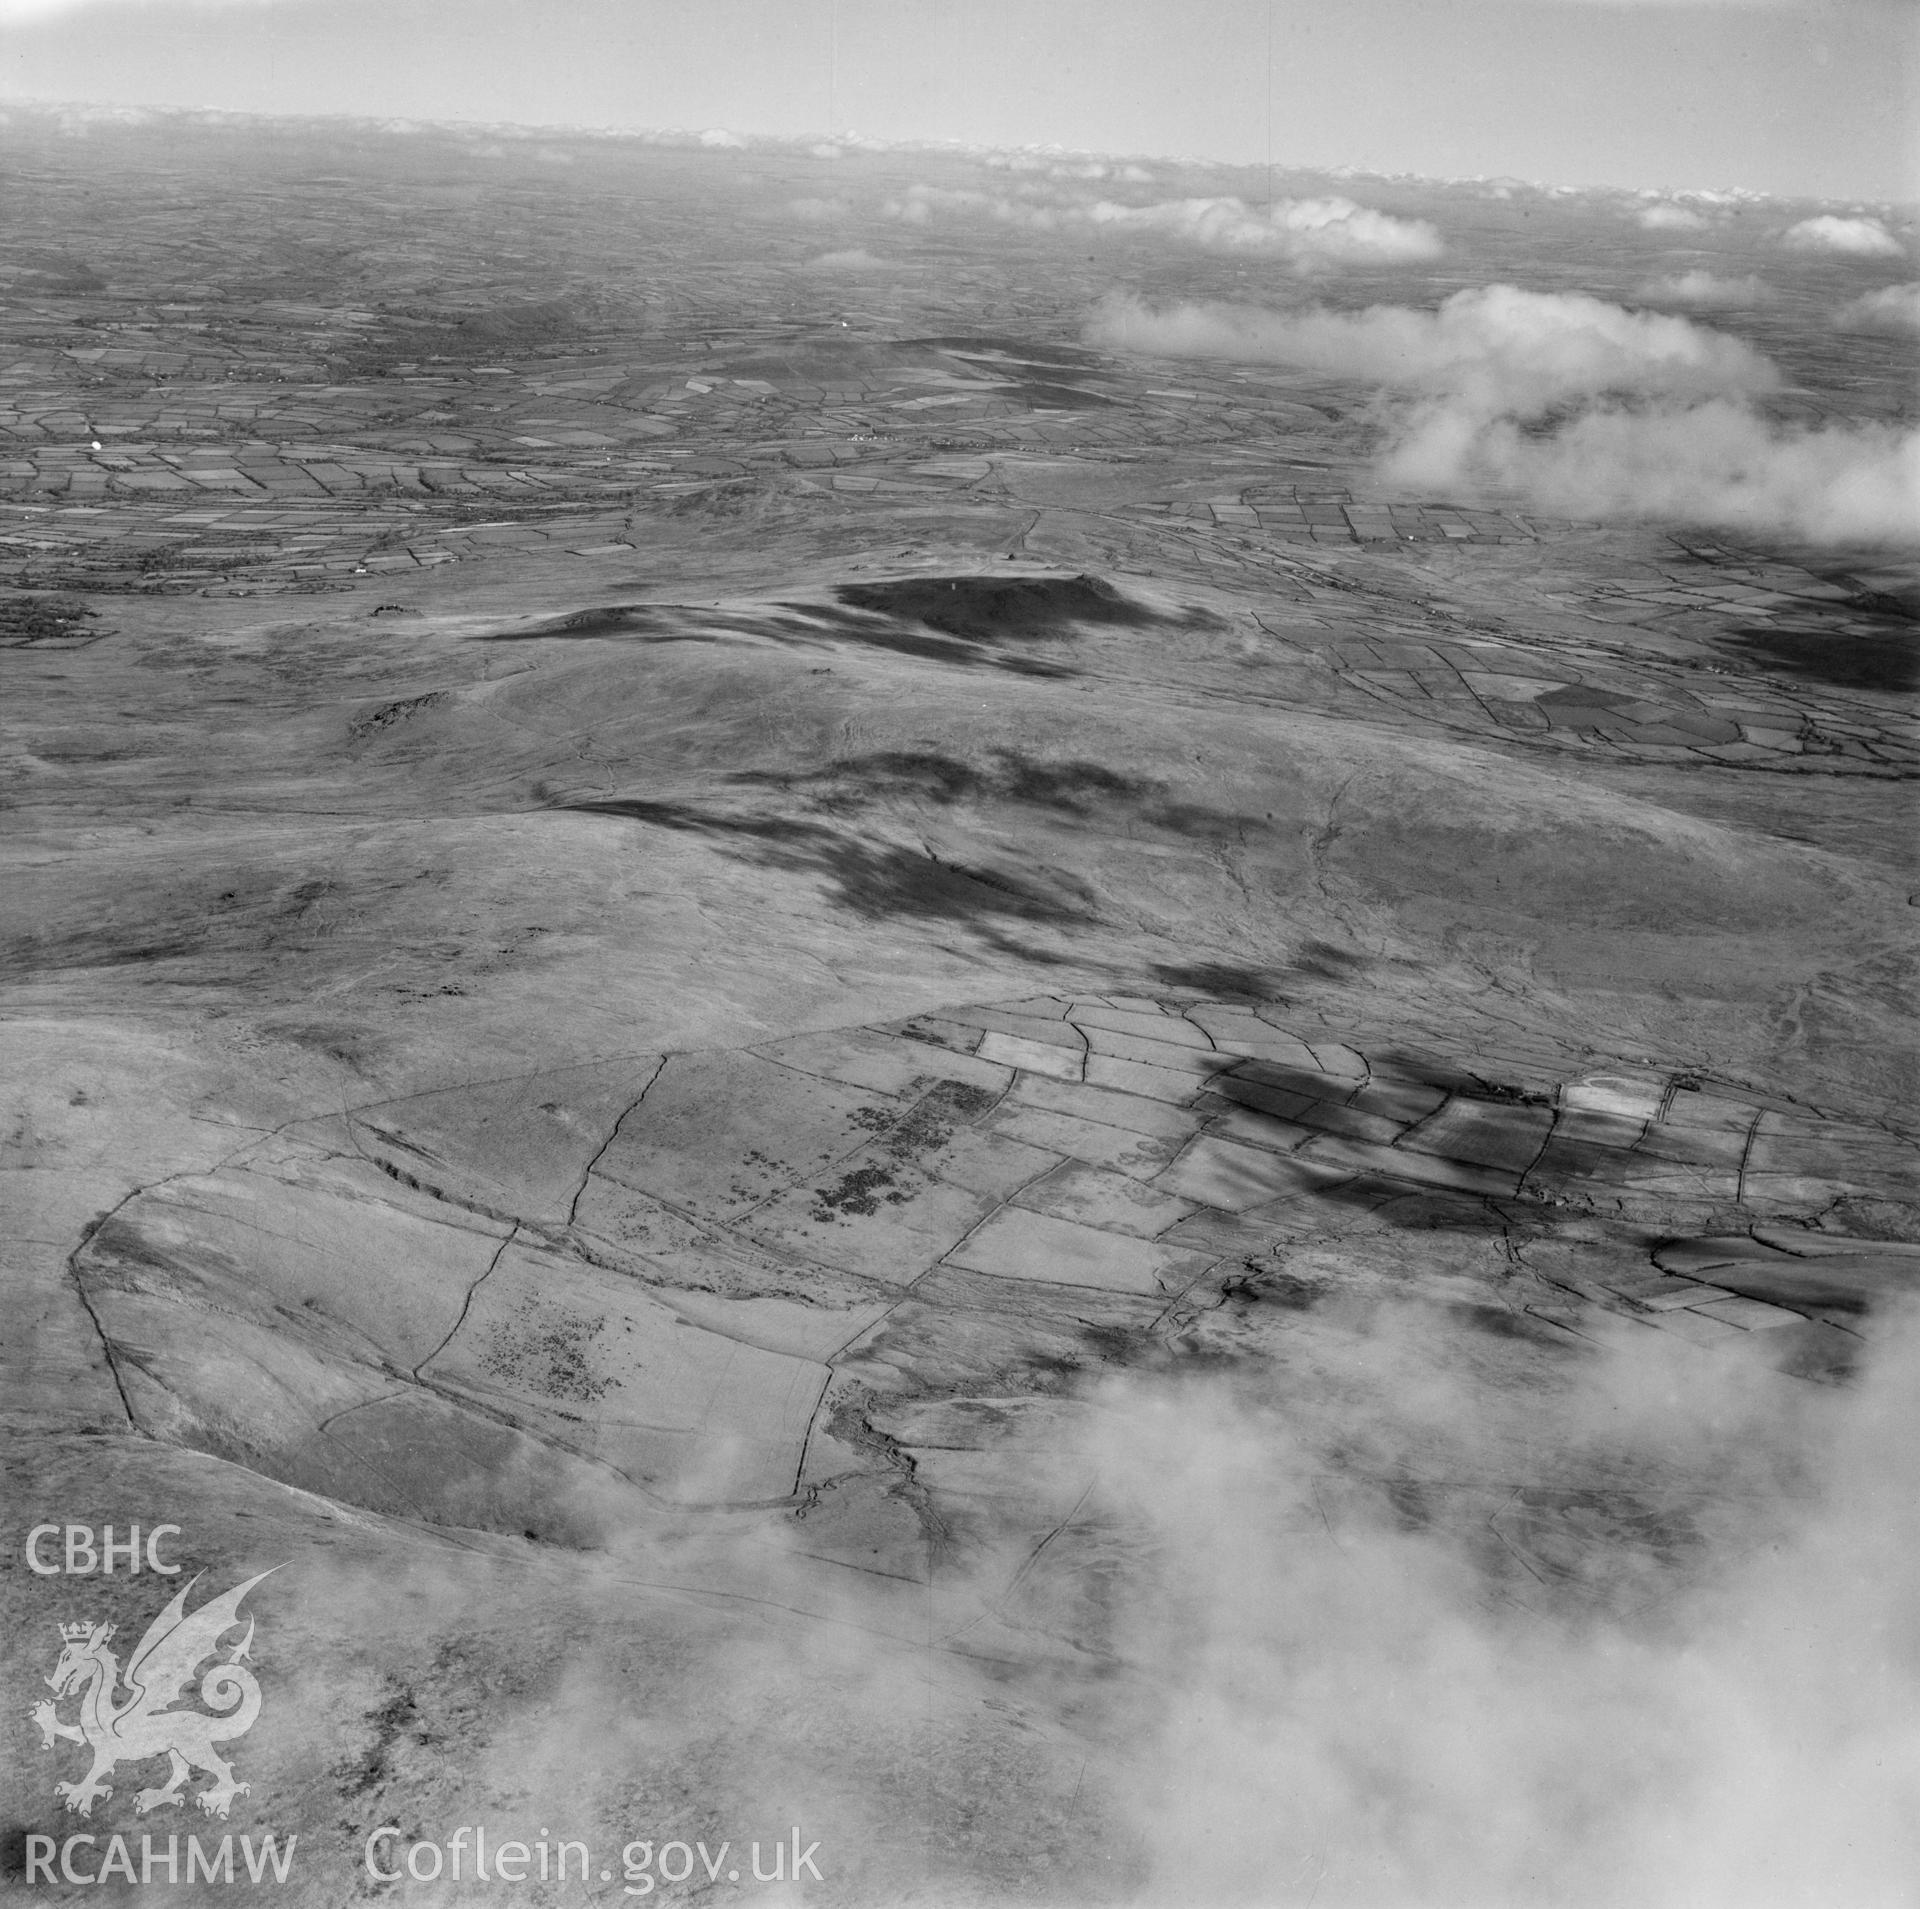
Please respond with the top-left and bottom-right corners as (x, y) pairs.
(730, 749), (1154, 815)
(1148, 959), (1294, 999)
(475, 573), (1225, 680)
(562, 748), (1384, 961)
(564, 795), (1096, 927)
(1149, 941), (1371, 1000)
(777, 610), (1082, 677)
(727, 747), (1327, 851)
(476, 597), (1081, 677)
(834, 573), (1223, 639)
(1713, 621), (1917, 693)
(1356, 1047), (1555, 1105)
(490, 605), (730, 642)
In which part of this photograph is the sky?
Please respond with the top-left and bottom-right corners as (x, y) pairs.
(0, 0), (1912, 202)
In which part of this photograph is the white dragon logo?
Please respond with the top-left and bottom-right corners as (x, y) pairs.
(29, 1569), (277, 1820)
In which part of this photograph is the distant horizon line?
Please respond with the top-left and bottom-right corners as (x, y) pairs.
(0, 93), (1910, 215)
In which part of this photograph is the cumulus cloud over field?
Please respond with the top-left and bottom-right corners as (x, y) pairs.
(1385, 402), (1920, 546)
(1637, 269), (1778, 307)
(983, 152), (1154, 183)
(1637, 202), (1711, 232)
(1100, 1312), (1920, 1907)
(403, 1301), (1920, 1909)
(1087, 285), (1775, 408)
(1087, 194), (1442, 265)
(1088, 287), (1917, 545)
(879, 181), (1439, 266)
(882, 183), (1054, 229)
(1782, 214), (1905, 257)
(1838, 283), (1920, 335)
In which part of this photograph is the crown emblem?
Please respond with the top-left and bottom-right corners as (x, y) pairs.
(58, 1621), (108, 1642)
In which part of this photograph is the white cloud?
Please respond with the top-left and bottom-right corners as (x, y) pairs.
(879, 180), (1092, 236)
(1386, 399), (1919, 546)
(1088, 194), (1443, 265)
(1102, 1313), (1920, 1907)
(881, 183), (1058, 229)
(1637, 203), (1712, 232)
(1638, 269), (1779, 308)
(1087, 195), (1280, 250)
(24, 100), (160, 133)
(1837, 282), (1920, 335)
(1782, 214), (1905, 257)
(1087, 287), (1913, 546)
(805, 248), (888, 271)
(877, 181), (1440, 268)
(1085, 285), (1775, 410)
